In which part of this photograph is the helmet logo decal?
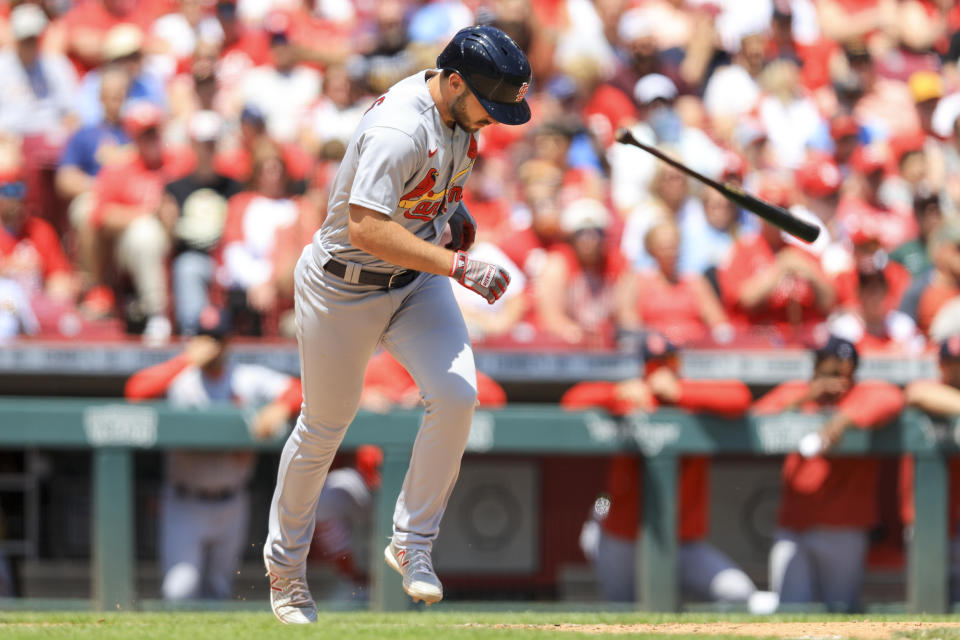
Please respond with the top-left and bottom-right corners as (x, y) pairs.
(515, 82), (529, 102)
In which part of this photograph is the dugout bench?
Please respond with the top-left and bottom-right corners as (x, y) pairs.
(0, 398), (954, 613)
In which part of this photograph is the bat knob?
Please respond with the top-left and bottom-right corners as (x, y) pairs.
(614, 128), (633, 144)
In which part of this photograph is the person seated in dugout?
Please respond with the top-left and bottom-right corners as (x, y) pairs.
(901, 335), (960, 601)
(753, 335), (904, 612)
(562, 332), (764, 607)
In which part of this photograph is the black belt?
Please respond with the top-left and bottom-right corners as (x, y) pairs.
(323, 259), (419, 289)
(174, 485), (240, 502)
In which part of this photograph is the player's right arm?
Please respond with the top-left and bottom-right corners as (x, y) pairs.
(347, 126), (509, 303)
(349, 205), (457, 277)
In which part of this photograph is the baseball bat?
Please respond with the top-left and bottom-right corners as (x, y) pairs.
(614, 128), (821, 244)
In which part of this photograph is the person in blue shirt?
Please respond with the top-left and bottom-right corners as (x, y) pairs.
(56, 67), (132, 289)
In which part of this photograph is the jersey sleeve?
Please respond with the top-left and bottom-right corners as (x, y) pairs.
(348, 126), (422, 216)
(676, 380), (752, 417)
(837, 381), (905, 428)
(125, 354), (193, 400)
(751, 381), (810, 414)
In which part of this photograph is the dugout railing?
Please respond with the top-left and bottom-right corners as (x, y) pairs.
(0, 397), (953, 612)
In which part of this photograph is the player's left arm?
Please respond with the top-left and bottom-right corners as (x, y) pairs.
(819, 381), (905, 450)
(905, 380), (960, 416)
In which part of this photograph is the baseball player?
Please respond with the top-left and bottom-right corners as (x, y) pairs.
(262, 26), (531, 623)
(125, 307), (302, 600)
(562, 333), (759, 605)
(753, 336), (904, 612)
(309, 445), (384, 599)
(902, 336), (960, 599)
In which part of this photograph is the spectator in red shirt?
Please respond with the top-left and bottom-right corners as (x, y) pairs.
(563, 332), (760, 606)
(719, 209), (835, 335)
(360, 350), (506, 413)
(902, 335), (960, 600)
(753, 336), (904, 612)
(616, 221), (732, 346)
(498, 159), (564, 281)
(0, 169), (76, 304)
(85, 101), (174, 344)
(829, 267), (923, 353)
(837, 145), (918, 252)
(534, 198), (625, 347)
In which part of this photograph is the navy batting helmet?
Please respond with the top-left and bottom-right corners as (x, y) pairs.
(436, 25), (532, 126)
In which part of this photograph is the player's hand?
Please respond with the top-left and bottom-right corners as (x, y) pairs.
(450, 250), (510, 305)
(184, 335), (222, 368)
(445, 205), (477, 252)
(250, 401), (292, 440)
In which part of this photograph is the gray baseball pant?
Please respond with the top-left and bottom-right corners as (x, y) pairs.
(264, 247), (478, 577)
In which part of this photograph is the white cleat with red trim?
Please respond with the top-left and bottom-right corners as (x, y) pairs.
(265, 570), (318, 624)
(384, 540), (443, 605)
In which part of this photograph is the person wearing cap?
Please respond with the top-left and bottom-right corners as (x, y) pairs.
(163, 110), (242, 334)
(0, 166), (77, 306)
(617, 221), (732, 346)
(125, 306), (303, 601)
(829, 115), (861, 174)
(796, 152), (843, 227)
(836, 144), (918, 253)
(308, 445), (384, 601)
(240, 15), (320, 143)
(261, 25), (529, 622)
(753, 336), (904, 612)
(846, 39), (921, 141)
(75, 23), (166, 127)
(562, 332), (762, 607)
(534, 198), (625, 346)
(829, 266), (922, 353)
(85, 101), (174, 343)
(629, 73), (726, 181)
(901, 336), (960, 600)
(0, 4), (78, 142)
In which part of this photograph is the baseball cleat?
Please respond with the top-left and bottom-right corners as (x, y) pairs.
(265, 570), (318, 624)
(384, 540), (443, 604)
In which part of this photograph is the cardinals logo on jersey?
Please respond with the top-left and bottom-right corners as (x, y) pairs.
(398, 168), (447, 220)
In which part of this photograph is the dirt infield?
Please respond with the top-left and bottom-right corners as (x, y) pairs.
(473, 621), (960, 638)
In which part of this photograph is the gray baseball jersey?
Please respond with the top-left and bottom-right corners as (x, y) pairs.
(312, 70), (477, 270)
(265, 69), (485, 581)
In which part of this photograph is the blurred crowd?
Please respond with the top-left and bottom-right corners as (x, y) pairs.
(2, 0), (960, 350)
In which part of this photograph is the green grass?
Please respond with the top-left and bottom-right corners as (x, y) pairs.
(1, 612), (960, 640)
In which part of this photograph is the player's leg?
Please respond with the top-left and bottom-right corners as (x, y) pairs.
(806, 527), (868, 612)
(593, 530), (636, 601)
(159, 485), (205, 600)
(379, 274), (477, 602)
(769, 528), (815, 605)
(264, 252), (391, 577)
(679, 540), (756, 602)
(263, 253), (392, 623)
(381, 274), (478, 550)
(204, 492), (249, 599)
